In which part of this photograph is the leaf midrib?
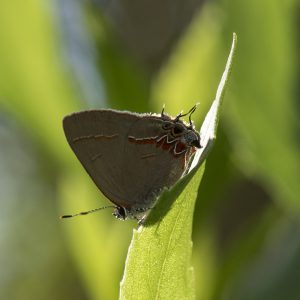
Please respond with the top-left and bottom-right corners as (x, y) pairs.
(154, 201), (184, 299)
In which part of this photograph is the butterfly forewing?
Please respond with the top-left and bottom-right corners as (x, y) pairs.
(63, 110), (187, 210)
(63, 110), (139, 206)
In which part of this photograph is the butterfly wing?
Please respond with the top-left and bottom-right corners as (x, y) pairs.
(121, 116), (186, 209)
(63, 110), (187, 210)
(63, 110), (141, 207)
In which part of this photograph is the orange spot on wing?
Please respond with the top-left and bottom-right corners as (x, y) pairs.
(175, 142), (187, 153)
(162, 142), (173, 152)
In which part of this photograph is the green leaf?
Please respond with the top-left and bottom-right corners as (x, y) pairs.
(120, 164), (204, 300)
(120, 33), (237, 300)
(222, 0), (300, 211)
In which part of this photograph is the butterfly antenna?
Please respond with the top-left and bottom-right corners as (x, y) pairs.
(60, 205), (116, 219)
(175, 110), (184, 121)
(188, 103), (199, 125)
(175, 103), (199, 121)
(161, 104), (166, 117)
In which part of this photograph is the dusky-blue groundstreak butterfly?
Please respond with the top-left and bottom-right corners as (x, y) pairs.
(61, 105), (201, 222)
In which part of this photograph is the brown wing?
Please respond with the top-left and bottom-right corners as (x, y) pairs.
(63, 110), (141, 207)
(63, 109), (186, 209)
(121, 117), (186, 209)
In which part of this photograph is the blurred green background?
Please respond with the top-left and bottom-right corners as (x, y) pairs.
(0, 0), (299, 299)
